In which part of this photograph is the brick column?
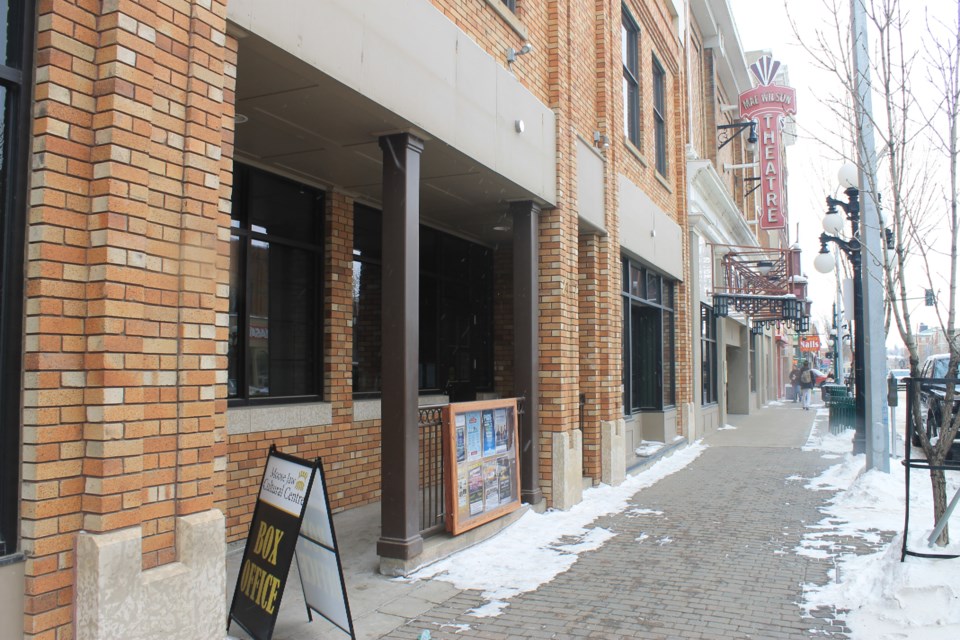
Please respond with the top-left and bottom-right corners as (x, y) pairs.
(325, 191), (355, 426)
(22, 1), (231, 637)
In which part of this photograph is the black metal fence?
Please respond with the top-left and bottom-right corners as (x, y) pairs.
(417, 404), (446, 536)
(901, 376), (960, 561)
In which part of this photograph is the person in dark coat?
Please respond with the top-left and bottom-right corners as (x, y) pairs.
(799, 362), (815, 410)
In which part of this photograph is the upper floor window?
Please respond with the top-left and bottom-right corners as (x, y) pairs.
(622, 8), (640, 147)
(502, 0), (516, 11)
(652, 56), (667, 175)
(228, 165), (324, 404)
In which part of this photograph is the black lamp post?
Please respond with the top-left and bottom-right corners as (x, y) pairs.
(814, 182), (866, 454)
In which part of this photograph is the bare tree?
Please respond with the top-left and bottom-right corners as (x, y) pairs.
(789, 0), (960, 545)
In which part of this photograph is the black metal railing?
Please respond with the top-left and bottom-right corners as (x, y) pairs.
(418, 404), (446, 537)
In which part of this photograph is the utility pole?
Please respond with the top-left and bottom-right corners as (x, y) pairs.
(851, 0), (890, 472)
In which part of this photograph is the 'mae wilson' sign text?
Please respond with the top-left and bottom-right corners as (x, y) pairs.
(739, 56), (797, 231)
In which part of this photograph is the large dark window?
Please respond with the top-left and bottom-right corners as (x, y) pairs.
(502, 0), (517, 11)
(652, 56), (667, 175)
(622, 258), (675, 413)
(701, 304), (719, 405)
(1, 0), (35, 557)
(352, 205), (493, 397)
(622, 8), (640, 147)
(228, 165), (323, 403)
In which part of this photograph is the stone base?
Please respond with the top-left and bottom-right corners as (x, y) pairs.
(601, 418), (626, 486)
(77, 510), (225, 640)
(551, 429), (583, 510)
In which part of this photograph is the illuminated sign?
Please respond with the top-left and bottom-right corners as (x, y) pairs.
(739, 56), (797, 231)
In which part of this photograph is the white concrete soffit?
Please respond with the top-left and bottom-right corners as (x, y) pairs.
(692, 0), (752, 96)
(226, 0), (557, 206)
(687, 159), (756, 247)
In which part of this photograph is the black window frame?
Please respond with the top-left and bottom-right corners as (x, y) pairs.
(622, 257), (675, 414)
(701, 304), (719, 405)
(352, 205), (495, 399)
(227, 164), (325, 406)
(652, 55), (667, 176)
(1, 0), (36, 558)
(621, 7), (640, 147)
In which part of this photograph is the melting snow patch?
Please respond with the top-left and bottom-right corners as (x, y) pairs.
(625, 507), (663, 517)
(411, 442), (707, 615)
(719, 424), (738, 430)
(467, 601), (509, 618)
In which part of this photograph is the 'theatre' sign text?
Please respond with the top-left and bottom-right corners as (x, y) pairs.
(739, 56), (797, 231)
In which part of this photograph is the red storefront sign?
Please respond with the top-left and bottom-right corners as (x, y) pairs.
(739, 56), (797, 231)
(800, 336), (821, 352)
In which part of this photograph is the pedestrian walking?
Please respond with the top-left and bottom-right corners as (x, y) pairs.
(789, 365), (801, 402)
(800, 362), (815, 410)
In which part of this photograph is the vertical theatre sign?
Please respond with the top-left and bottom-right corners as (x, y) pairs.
(739, 56), (797, 230)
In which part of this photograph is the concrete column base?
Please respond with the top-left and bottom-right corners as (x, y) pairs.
(76, 510), (225, 640)
(551, 430), (583, 510)
(601, 418), (626, 486)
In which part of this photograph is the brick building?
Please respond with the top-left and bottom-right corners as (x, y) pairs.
(0, 0), (798, 638)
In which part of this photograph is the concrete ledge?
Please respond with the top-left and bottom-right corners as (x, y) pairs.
(551, 429), (583, 510)
(627, 437), (689, 476)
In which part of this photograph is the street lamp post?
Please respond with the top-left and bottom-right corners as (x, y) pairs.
(814, 178), (867, 455)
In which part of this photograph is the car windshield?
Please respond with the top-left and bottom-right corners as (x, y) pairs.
(932, 359), (960, 379)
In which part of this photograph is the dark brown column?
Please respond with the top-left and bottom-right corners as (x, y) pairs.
(377, 133), (424, 560)
(511, 200), (543, 504)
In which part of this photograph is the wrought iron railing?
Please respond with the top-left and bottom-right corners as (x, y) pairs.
(417, 404), (446, 536)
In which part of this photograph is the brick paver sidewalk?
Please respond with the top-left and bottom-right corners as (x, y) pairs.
(385, 403), (856, 639)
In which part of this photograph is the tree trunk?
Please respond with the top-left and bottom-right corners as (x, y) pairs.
(931, 467), (950, 546)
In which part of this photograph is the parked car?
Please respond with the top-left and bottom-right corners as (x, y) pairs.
(888, 368), (909, 388)
(914, 354), (960, 454)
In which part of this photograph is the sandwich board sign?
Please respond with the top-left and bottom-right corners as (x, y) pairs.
(228, 445), (354, 639)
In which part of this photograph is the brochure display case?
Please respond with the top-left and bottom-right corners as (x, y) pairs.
(442, 398), (521, 535)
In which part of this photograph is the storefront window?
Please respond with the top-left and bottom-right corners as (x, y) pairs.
(701, 304), (719, 405)
(228, 165), (323, 403)
(622, 258), (675, 413)
(1, 0), (33, 557)
(352, 205), (493, 397)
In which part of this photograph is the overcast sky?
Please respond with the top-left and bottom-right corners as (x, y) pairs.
(728, 0), (956, 347)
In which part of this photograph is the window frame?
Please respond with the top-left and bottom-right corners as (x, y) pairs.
(621, 7), (641, 147)
(622, 257), (676, 414)
(227, 164), (325, 407)
(1, 0), (37, 558)
(352, 205), (495, 399)
(502, 0), (517, 11)
(652, 55), (667, 175)
(701, 304), (719, 406)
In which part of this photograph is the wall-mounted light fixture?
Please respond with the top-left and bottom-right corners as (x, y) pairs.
(717, 120), (757, 150)
(593, 131), (609, 148)
(507, 43), (534, 64)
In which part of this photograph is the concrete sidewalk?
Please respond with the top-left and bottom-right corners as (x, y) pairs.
(229, 400), (855, 639)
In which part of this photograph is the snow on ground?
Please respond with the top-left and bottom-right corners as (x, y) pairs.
(409, 442), (707, 614)
(800, 419), (960, 639)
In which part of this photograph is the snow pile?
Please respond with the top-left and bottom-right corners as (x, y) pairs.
(801, 427), (960, 638)
(410, 442), (706, 614)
